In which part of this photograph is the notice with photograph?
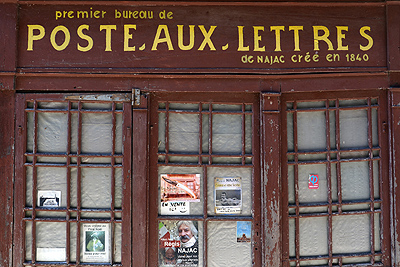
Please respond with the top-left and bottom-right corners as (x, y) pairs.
(214, 177), (242, 214)
(161, 174), (201, 203)
(82, 223), (111, 263)
(37, 190), (61, 207)
(158, 220), (199, 267)
(236, 221), (252, 243)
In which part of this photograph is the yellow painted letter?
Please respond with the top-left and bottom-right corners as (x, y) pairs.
(237, 26), (249, 51)
(100, 25), (117, 51)
(253, 26), (265, 52)
(270, 26), (285, 52)
(313, 26), (334, 51)
(77, 25), (93, 52)
(124, 24), (136, 51)
(152, 25), (174, 50)
(177, 25), (195, 50)
(337, 26), (348, 51)
(289, 26), (303, 51)
(360, 26), (373, 51)
(198, 25), (216, 51)
(50, 26), (70, 51)
(27, 25), (45, 51)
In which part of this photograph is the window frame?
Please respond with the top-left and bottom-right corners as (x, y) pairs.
(280, 89), (391, 266)
(147, 92), (262, 266)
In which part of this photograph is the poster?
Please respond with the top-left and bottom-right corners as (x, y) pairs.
(82, 223), (111, 263)
(37, 190), (61, 207)
(236, 221), (252, 243)
(214, 177), (242, 214)
(159, 220), (199, 266)
(161, 174), (201, 203)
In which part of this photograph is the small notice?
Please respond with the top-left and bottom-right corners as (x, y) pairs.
(214, 177), (242, 214)
(37, 190), (61, 207)
(308, 174), (319, 189)
(161, 201), (189, 215)
(161, 174), (201, 202)
(82, 223), (111, 263)
(236, 221), (252, 243)
(159, 220), (199, 267)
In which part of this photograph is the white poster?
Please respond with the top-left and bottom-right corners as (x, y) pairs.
(214, 177), (242, 214)
(37, 190), (61, 207)
(82, 223), (111, 263)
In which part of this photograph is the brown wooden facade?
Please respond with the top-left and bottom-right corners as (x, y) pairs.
(2, 1), (400, 266)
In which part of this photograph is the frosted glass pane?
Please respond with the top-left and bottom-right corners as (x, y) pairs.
(37, 113), (68, 153)
(207, 221), (251, 267)
(297, 111), (326, 151)
(158, 113), (166, 152)
(115, 114), (123, 154)
(115, 168), (123, 209)
(114, 223), (122, 263)
(341, 161), (370, 201)
(339, 110), (368, 148)
(36, 222), (66, 261)
(212, 114), (242, 153)
(169, 113), (199, 153)
(37, 167), (67, 207)
(81, 113), (113, 153)
(81, 168), (111, 208)
(299, 217), (328, 256)
(332, 215), (370, 254)
(287, 113), (294, 151)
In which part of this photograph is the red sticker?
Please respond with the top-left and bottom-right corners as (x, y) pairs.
(308, 174), (319, 189)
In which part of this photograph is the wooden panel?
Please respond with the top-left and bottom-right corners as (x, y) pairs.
(0, 89), (15, 267)
(0, 3), (17, 71)
(17, 2), (386, 73)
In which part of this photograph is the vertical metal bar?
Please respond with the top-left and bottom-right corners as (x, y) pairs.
(203, 166), (208, 267)
(199, 102), (203, 165)
(293, 101), (300, 266)
(111, 102), (117, 263)
(76, 100), (82, 265)
(242, 103), (246, 165)
(367, 98), (376, 264)
(209, 104), (213, 165)
(325, 100), (333, 266)
(31, 100), (38, 265)
(165, 102), (170, 164)
(335, 100), (342, 214)
(66, 100), (72, 264)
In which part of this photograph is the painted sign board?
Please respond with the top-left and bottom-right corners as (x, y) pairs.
(17, 3), (386, 73)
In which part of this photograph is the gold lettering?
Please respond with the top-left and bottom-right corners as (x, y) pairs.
(337, 26), (348, 51)
(270, 26), (285, 52)
(50, 25), (70, 51)
(237, 26), (249, 51)
(100, 25), (117, 51)
(27, 25), (45, 51)
(124, 24), (136, 51)
(289, 26), (303, 51)
(152, 25), (174, 50)
(313, 26), (334, 51)
(177, 25), (195, 50)
(198, 25), (216, 51)
(360, 26), (373, 51)
(253, 26), (265, 52)
(77, 24), (93, 52)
